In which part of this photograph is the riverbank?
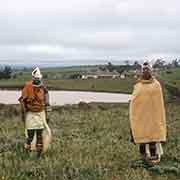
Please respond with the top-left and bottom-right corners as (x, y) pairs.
(0, 102), (180, 180)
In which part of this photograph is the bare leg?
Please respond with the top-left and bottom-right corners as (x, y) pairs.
(25, 129), (35, 152)
(145, 144), (151, 159)
(36, 129), (43, 157)
(155, 142), (163, 160)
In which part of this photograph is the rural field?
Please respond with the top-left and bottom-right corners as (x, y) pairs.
(1, 66), (180, 94)
(1, 0), (180, 179)
(1, 101), (180, 180)
(0, 67), (180, 179)
(0, 66), (135, 93)
(0, 78), (134, 93)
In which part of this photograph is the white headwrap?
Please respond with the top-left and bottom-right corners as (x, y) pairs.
(142, 62), (153, 72)
(32, 67), (43, 79)
(32, 67), (43, 87)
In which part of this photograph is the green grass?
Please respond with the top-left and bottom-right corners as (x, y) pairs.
(0, 103), (180, 180)
(161, 68), (180, 87)
(45, 79), (134, 93)
(0, 78), (134, 93)
(1, 67), (180, 179)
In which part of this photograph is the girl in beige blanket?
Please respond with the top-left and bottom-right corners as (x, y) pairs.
(130, 62), (166, 163)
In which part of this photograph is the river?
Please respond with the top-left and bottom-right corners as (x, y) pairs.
(0, 90), (131, 105)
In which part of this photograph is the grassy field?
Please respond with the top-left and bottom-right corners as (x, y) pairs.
(1, 66), (180, 179)
(1, 102), (180, 180)
(160, 68), (180, 93)
(45, 79), (134, 93)
(0, 78), (134, 94)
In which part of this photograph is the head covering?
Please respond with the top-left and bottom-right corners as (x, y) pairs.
(32, 67), (43, 79)
(32, 67), (43, 87)
(142, 62), (153, 72)
(139, 62), (153, 81)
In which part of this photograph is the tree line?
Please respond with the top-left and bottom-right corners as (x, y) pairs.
(104, 59), (180, 73)
(0, 66), (12, 79)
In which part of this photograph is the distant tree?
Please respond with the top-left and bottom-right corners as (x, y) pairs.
(4, 66), (12, 78)
(123, 60), (132, 71)
(12, 73), (17, 79)
(116, 69), (125, 74)
(98, 66), (106, 72)
(113, 66), (126, 74)
(69, 73), (82, 79)
(133, 61), (142, 70)
(124, 60), (130, 66)
(19, 72), (23, 76)
(171, 59), (180, 67)
(106, 62), (114, 72)
(153, 59), (165, 68)
(0, 66), (12, 79)
(0, 72), (4, 79)
(166, 62), (172, 69)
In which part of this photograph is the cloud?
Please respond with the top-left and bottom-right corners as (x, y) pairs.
(0, 0), (180, 65)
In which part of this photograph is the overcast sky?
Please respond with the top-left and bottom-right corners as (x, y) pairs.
(1, 0), (180, 66)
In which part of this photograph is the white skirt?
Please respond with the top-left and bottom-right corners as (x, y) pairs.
(25, 110), (52, 152)
(25, 111), (45, 130)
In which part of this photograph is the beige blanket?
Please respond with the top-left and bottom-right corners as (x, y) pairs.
(130, 79), (166, 144)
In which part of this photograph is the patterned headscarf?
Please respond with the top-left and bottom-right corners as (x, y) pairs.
(142, 62), (153, 72)
(32, 67), (43, 87)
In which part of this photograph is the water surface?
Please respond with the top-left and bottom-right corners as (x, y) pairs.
(0, 90), (131, 105)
